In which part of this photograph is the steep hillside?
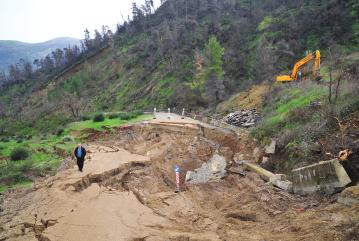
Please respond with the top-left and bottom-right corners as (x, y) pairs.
(0, 0), (358, 135)
(0, 37), (79, 72)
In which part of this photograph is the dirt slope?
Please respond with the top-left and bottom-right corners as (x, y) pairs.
(0, 117), (358, 241)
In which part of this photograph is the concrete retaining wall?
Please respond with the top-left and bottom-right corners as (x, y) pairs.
(292, 159), (351, 195)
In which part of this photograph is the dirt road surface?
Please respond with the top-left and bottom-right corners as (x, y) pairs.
(0, 116), (358, 241)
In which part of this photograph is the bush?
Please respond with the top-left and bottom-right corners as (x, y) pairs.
(62, 135), (74, 142)
(108, 113), (119, 119)
(56, 128), (64, 136)
(0, 137), (9, 142)
(132, 110), (144, 116)
(0, 168), (26, 184)
(10, 147), (29, 161)
(93, 114), (105, 122)
(81, 116), (91, 121)
(118, 112), (134, 120)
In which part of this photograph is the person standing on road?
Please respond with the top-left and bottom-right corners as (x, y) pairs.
(74, 143), (86, 172)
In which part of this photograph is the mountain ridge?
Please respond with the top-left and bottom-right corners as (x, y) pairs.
(0, 37), (80, 72)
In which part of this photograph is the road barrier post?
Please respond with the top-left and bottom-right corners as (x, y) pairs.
(153, 108), (157, 119)
(181, 108), (185, 119)
(174, 165), (181, 193)
(168, 108), (171, 119)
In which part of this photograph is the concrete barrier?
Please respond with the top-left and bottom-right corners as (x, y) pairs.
(292, 159), (351, 195)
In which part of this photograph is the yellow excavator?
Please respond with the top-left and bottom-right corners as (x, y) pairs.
(276, 50), (321, 82)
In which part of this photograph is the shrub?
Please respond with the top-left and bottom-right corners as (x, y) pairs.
(81, 116), (91, 121)
(0, 137), (9, 142)
(108, 113), (119, 119)
(0, 165), (26, 184)
(118, 112), (137, 120)
(56, 128), (64, 136)
(132, 110), (144, 116)
(62, 135), (75, 142)
(93, 114), (105, 122)
(10, 147), (29, 161)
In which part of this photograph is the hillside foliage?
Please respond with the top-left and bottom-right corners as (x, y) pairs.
(0, 0), (358, 135)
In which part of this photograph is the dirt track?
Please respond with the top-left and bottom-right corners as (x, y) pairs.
(0, 116), (358, 241)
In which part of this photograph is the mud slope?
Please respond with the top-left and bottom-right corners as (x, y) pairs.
(1, 118), (358, 241)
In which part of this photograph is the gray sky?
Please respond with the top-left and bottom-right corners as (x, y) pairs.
(0, 0), (160, 43)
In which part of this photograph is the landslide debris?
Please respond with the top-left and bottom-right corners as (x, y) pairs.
(0, 121), (358, 241)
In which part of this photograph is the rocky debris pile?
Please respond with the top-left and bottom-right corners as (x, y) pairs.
(224, 109), (260, 127)
(185, 154), (227, 184)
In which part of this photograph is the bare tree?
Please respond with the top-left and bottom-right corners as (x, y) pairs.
(327, 45), (345, 105)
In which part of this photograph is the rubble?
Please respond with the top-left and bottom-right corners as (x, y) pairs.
(337, 185), (359, 206)
(223, 109), (260, 128)
(185, 154), (227, 184)
(269, 174), (293, 192)
(241, 161), (293, 191)
(264, 139), (276, 154)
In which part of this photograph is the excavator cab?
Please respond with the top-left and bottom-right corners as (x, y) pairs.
(276, 50), (321, 82)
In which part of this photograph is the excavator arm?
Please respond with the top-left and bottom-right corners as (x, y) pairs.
(276, 50), (321, 82)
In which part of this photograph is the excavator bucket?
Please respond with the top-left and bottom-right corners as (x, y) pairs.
(276, 75), (293, 82)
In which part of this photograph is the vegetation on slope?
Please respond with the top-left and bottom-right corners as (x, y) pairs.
(251, 52), (359, 172)
(0, 113), (152, 193)
(0, 0), (358, 137)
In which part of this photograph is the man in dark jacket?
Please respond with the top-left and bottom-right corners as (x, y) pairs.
(74, 143), (86, 172)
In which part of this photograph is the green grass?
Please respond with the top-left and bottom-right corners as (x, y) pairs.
(252, 84), (327, 140)
(0, 134), (75, 193)
(0, 180), (33, 193)
(68, 114), (152, 131)
(0, 113), (152, 193)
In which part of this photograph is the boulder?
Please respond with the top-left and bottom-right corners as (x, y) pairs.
(264, 140), (276, 154)
(337, 185), (359, 206)
(185, 154), (227, 184)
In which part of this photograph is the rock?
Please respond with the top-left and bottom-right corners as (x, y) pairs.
(223, 109), (260, 128)
(185, 154), (227, 184)
(264, 140), (276, 154)
(269, 174), (293, 192)
(262, 156), (269, 165)
(337, 185), (359, 206)
(233, 153), (245, 162)
(219, 146), (234, 161)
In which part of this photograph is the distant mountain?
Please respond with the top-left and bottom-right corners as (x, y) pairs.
(0, 37), (80, 72)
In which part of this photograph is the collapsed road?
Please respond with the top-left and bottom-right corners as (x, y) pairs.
(0, 113), (358, 241)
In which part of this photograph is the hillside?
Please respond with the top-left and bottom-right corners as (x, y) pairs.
(0, 1), (359, 239)
(0, 0), (358, 135)
(0, 37), (79, 73)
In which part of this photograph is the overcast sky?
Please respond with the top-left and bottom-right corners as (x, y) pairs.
(0, 0), (160, 43)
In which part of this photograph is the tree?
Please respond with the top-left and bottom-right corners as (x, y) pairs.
(94, 29), (103, 49)
(43, 55), (55, 73)
(101, 25), (111, 44)
(193, 35), (226, 104)
(33, 59), (40, 70)
(327, 45), (345, 105)
(0, 71), (6, 86)
(52, 49), (64, 68)
(83, 29), (92, 50)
